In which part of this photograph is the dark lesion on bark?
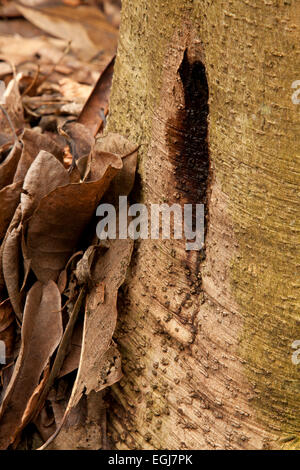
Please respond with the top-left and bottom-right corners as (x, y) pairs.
(167, 48), (210, 239)
(166, 48), (210, 278)
(176, 48), (210, 206)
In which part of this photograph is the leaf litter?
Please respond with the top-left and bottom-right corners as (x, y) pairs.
(0, 0), (137, 450)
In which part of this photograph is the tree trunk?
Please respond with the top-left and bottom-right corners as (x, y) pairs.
(106, 0), (300, 450)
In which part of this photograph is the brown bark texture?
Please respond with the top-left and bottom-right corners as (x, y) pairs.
(106, 0), (300, 450)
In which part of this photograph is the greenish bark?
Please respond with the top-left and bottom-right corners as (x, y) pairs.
(107, 0), (300, 449)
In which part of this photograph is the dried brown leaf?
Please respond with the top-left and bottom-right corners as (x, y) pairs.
(95, 132), (138, 158)
(91, 132), (138, 200)
(14, 128), (64, 183)
(16, 362), (51, 445)
(84, 149), (119, 182)
(2, 226), (22, 320)
(68, 237), (133, 408)
(20, 227), (31, 292)
(0, 204), (22, 295)
(58, 319), (82, 379)
(78, 56), (115, 136)
(0, 280), (63, 449)
(26, 152), (122, 282)
(15, 3), (118, 61)
(46, 391), (106, 450)
(0, 141), (22, 191)
(21, 149), (69, 221)
(0, 18), (45, 38)
(60, 121), (94, 163)
(0, 299), (15, 362)
(0, 75), (24, 139)
(0, 180), (23, 241)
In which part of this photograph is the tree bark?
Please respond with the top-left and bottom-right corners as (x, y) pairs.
(106, 0), (300, 450)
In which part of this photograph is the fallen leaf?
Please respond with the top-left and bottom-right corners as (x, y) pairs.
(92, 132), (139, 201)
(14, 128), (64, 183)
(0, 280), (63, 449)
(0, 1), (20, 17)
(15, 2), (118, 61)
(0, 34), (80, 80)
(0, 180), (23, 241)
(33, 286), (86, 416)
(59, 121), (94, 164)
(58, 319), (82, 379)
(45, 391), (106, 450)
(0, 18), (45, 38)
(0, 299), (15, 363)
(0, 141), (22, 191)
(78, 56), (115, 136)
(15, 362), (51, 446)
(0, 74), (24, 140)
(67, 236), (133, 408)
(2, 226), (23, 320)
(0, 204), (22, 296)
(58, 77), (92, 104)
(26, 151), (122, 282)
(21, 149), (69, 221)
(95, 131), (139, 158)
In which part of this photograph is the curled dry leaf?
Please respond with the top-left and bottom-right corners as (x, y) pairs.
(2, 226), (22, 320)
(0, 75), (25, 141)
(17, 362), (51, 444)
(93, 132), (139, 200)
(57, 319), (83, 379)
(61, 133), (138, 406)
(84, 149), (120, 182)
(0, 204), (22, 296)
(14, 128), (64, 183)
(39, 134), (138, 448)
(26, 150), (122, 283)
(94, 131), (138, 157)
(21, 150), (69, 221)
(59, 121), (94, 171)
(0, 142), (22, 191)
(67, 237), (133, 408)
(0, 280), (63, 449)
(0, 181), (23, 241)
(78, 56), (115, 136)
(0, 299), (15, 363)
